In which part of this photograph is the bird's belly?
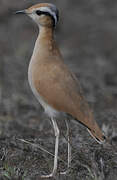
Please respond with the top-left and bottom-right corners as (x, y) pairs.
(28, 69), (60, 118)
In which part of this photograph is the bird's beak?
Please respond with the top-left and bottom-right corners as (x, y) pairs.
(15, 10), (26, 14)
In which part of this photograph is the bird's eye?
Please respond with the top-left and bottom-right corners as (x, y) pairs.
(36, 10), (43, 16)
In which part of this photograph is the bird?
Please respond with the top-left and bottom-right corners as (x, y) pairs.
(16, 3), (106, 178)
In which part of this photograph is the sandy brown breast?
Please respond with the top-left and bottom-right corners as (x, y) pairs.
(29, 39), (92, 123)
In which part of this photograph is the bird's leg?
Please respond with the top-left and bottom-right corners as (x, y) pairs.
(60, 119), (71, 175)
(51, 118), (59, 175)
(66, 119), (71, 170)
(41, 118), (59, 178)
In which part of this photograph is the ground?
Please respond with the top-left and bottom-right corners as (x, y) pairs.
(0, 0), (117, 179)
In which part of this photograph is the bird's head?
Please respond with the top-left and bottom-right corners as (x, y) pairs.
(16, 3), (59, 28)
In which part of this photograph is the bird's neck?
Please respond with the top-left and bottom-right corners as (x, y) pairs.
(31, 26), (61, 63)
(35, 26), (55, 52)
(39, 26), (54, 42)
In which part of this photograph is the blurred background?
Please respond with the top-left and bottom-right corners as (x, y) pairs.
(0, 0), (117, 179)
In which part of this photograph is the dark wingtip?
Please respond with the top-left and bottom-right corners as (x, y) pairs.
(103, 135), (106, 140)
(87, 129), (106, 144)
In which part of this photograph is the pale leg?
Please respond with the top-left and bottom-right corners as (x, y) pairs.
(61, 119), (71, 174)
(41, 118), (59, 178)
(66, 119), (71, 170)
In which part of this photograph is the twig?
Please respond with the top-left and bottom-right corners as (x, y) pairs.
(17, 138), (67, 165)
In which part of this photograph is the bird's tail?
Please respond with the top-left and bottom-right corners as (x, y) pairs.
(75, 111), (106, 144)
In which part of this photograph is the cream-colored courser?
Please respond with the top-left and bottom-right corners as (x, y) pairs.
(16, 3), (106, 178)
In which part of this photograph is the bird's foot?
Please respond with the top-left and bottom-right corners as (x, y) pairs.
(41, 174), (53, 178)
(60, 168), (70, 175)
(41, 171), (56, 178)
(41, 171), (69, 178)
(60, 171), (67, 175)
(41, 169), (70, 178)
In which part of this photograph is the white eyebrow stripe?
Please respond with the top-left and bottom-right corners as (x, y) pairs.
(38, 7), (57, 25)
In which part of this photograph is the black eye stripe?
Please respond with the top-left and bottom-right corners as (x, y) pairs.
(36, 10), (53, 18)
(36, 10), (43, 16)
(35, 10), (56, 27)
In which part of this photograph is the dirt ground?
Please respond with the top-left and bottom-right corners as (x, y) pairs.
(0, 0), (117, 179)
